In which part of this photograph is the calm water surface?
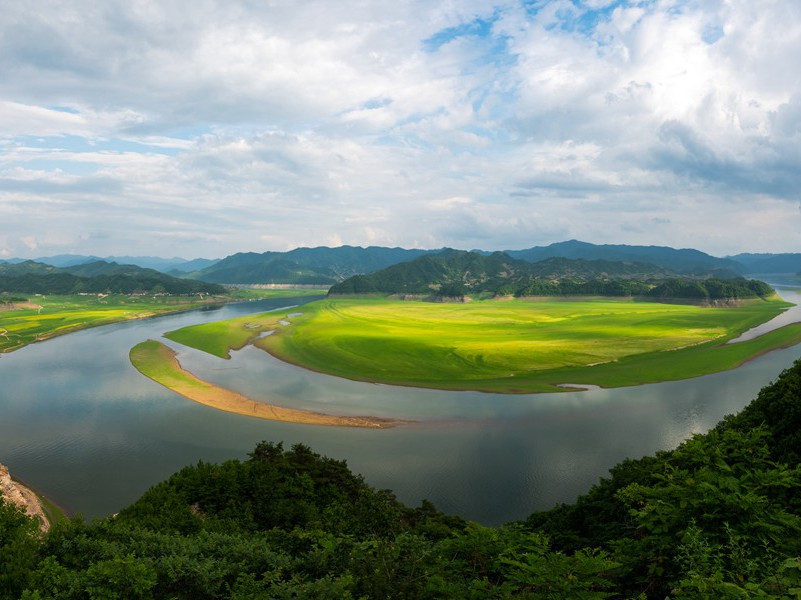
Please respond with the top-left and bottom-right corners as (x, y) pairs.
(2, 288), (801, 525)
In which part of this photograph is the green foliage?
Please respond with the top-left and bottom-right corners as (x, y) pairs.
(647, 278), (775, 301)
(0, 499), (40, 600)
(329, 249), (773, 303)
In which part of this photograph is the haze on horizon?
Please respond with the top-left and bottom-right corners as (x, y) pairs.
(1, 0), (800, 260)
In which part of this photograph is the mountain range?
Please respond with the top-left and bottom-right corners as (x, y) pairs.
(2, 241), (800, 284)
(0, 254), (219, 272)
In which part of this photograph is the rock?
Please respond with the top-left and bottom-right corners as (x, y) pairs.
(0, 462), (50, 533)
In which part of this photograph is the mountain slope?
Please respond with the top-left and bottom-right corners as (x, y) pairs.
(0, 261), (225, 295)
(329, 251), (772, 300)
(728, 253), (801, 274)
(192, 245), (437, 284)
(328, 250), (678, 296)
(507, 240), (744, 276)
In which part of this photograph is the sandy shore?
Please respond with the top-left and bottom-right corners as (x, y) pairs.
(130, 340), (407, 429)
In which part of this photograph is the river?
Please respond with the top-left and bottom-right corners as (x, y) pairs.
(1, 285), (801, 525)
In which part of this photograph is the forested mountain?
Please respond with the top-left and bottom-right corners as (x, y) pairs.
(0, 260), (60, 276)
(729, 253), (801, 274)
(0, 260), (225, 295)
(3, 359), (801, 598)
(191, 245), (438, 284)
(8, 243), (801, 284)
(506, 240), (744, 276)
(4, 255), (220, 273)
(328, 250), (770, 300)
(61, 261), (171, 278)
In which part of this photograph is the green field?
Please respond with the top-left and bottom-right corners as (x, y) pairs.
(0, 289), (325, 354)
(163, 296), (801, 393)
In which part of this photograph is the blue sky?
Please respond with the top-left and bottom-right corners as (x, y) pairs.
(1, 0), (800, 259)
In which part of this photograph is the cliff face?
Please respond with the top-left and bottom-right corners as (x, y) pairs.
(0, 463), (49, 533)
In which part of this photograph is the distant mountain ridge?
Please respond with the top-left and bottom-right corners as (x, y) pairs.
(2, 254), (220, 273)
(0, 260), (225, 295)
(505, 240), (744, 276)
(6, 241), (799, 284)
(728, 253), (801, 274)
(190, 245), (438, 284)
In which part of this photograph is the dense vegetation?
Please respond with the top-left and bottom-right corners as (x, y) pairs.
(647, 278), (775, 301)
(3, 359), (801, 598)
(0, 261), (225, 295)
(328, 250), (773, 302)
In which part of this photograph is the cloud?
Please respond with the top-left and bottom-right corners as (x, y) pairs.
(0, 0), (800, 258)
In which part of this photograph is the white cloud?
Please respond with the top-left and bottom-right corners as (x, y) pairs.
(0, 0), (799, 258)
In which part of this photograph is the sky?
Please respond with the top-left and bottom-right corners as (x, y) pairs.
(1, 0), (801, 259)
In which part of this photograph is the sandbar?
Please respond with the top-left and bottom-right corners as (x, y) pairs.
(130, 340), (407, 428)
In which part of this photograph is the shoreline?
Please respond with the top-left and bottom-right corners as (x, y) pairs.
(130, 340), (409, 429)
(1, 463), (57, 533)
(0, 297), (230, 355)
(254, 321), (801, 395)
(0, 292), (325, 355)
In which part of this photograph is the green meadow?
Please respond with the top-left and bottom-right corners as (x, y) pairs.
(0, 295), (219, 353)
(163, 296), (801, 393)
(0, 289), (326, 354)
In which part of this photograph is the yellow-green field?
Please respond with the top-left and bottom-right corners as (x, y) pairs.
(162, 296), (801, 393)
(0, 289), (325, 354)
(0, 295), (221, 353)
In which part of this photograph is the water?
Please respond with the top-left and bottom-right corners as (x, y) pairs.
(2, 289), (801, 526)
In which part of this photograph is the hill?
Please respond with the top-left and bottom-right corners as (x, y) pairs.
(0, 260), (225, 295)
(507, 239), (744, 276)
(729, 252), (801, 274)
(328, 250), (768, 300)
(3, 359), (801, 598)
(6, 254), (220, 273)
(191, 245), (437, 284)
(0, 260), (60, 276)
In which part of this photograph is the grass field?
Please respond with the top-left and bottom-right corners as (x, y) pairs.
(162, 296), (801, 393)
(130, 340), (403, 428)
(0, 289), (324, 354)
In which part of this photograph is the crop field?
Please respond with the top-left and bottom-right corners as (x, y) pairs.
(0, 289), (326, 354)
(0, 295), (220, 353)
(162, 296), (801, 393)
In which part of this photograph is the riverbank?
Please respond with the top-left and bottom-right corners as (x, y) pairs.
(0, 290), (323, 354)
(0, 463), (65, 533)
(129, 340), (408, 428)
